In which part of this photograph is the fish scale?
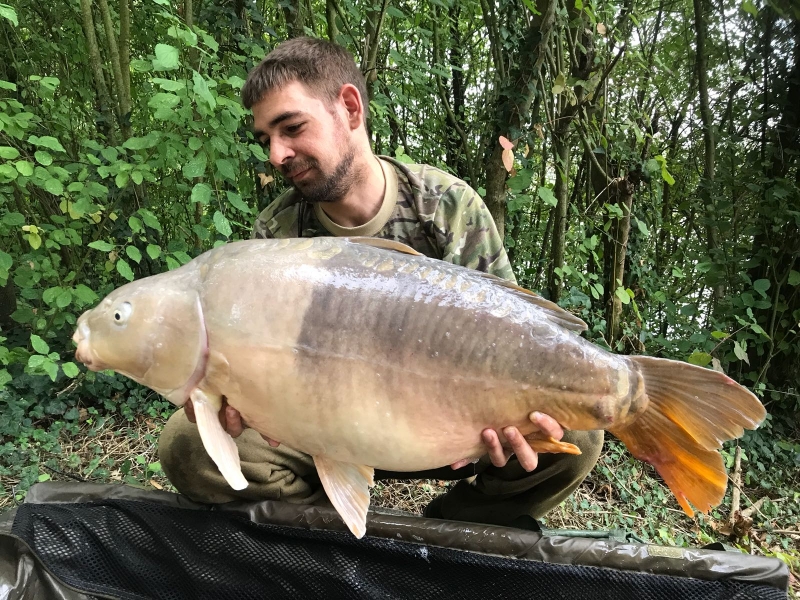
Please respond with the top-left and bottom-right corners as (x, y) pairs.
(73, 236), (766, 539)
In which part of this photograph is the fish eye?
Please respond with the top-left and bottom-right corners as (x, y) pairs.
(113, 301), (133, 325)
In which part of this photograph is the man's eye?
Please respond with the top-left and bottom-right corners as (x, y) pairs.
(286, 123), (303, 134)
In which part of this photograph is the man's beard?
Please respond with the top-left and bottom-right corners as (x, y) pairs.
(287, 144), (357, 204)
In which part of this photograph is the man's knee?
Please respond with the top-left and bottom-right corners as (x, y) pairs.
(557, 429), (604, 484)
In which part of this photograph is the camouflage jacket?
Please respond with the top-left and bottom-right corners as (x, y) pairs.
(252, 156), (516, 283)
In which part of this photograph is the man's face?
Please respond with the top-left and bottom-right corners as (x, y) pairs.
(251, 80), (357, 203)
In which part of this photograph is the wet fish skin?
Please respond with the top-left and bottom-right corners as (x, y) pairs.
(73, 237), (766, 538)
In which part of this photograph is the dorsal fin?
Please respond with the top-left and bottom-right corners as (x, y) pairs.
(477, 272), (588, 332)
(344, 237), (422, 256)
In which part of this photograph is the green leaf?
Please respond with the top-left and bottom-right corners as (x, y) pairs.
(128, 216), (143, 233)
(74, 284), (98, 305)
(0, 369), (11, 389)
(26, 231), (42, 249)
(173, 251), (192, 264)
(88, 240), (115, 252)
(710, 331), (728, 339)
(733, 340), (749, 365)
(154, 43), (180, 69)
(139, 209), (162, 231)
(249, 143), (269, 162)
(146, 244), (161, 260)
(126, 246), (142, 263)
(116, 258), (134, 281)
(43, 359), (58, 381)
(151, 78), (185, 92)
(226, 191), (251, 214)
(789, 270), (800, 286)
(2, 212), (25, 226)
(0, 249), (11, 271)
(31, 334), (50, 355)
(0, 4), (19, 26)
(614, 287), (631, 305)
(15, 160), (34, 176)
(741, 0), (758, 16)
(552, 72), (567, 95)
(0, 164), (17, 182)
(28, 354), (46, 370)
(537, 186), (558, 207)
(0, 80), (16, 91)
(0, 146), (20, 159)
(116, 171), (130, 188)
(183, 153), (207, 178)
(131, 171), (143, 185)
(215, 158), (236, 182)
(687, 351), (713, 367)
(30, 135), (66, 152)
(192, 70), (216, 109)
(56, 289), (72, 308)
(191, 182), (212, 204)
(148, 92), (181, 109)
(753, 279), (770, 297)
(44, 178), (64, 196)
(213, 211), (232, 237)
(635, 217), (649, 236)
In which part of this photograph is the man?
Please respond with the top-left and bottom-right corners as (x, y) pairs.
(158, 37), (603, 529)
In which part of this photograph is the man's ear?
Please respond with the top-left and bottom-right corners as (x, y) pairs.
(338, 84), (365, 131)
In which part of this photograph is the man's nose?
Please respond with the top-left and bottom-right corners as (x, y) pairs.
(269, 138), (294, 168)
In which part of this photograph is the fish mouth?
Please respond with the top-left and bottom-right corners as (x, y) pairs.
(73, 317), (104, 371)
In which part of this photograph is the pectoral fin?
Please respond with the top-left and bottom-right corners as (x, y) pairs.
(313, 456), (374, 539)
(190, 389), (248, 491)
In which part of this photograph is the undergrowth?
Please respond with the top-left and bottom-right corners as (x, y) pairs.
(1, 373), (798, 597)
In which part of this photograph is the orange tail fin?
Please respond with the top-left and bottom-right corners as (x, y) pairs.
(609, 356), (766, 516)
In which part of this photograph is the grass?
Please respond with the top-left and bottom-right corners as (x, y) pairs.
(1, 411), (797, 598)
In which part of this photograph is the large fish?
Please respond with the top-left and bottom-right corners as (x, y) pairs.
(72, 237), (765, 538)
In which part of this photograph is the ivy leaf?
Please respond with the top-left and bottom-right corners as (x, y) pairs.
(116, 258), (134, 281)
(31, 334), (50, 355)
(213, 211), (232, 237)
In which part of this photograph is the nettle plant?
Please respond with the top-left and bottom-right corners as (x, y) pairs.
(0, 17), (270, 408)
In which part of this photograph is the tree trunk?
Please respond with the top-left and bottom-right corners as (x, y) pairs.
(693, 0), (723, 302)
(547, 130), (570, 301)
(325, 0), (338, 42)
(79, 0), (117, 145)
(482, 0), (556, 239)
(0, 279), (16, 332)
(604, 178), (635, 347)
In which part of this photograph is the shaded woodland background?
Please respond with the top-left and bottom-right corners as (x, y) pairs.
(0, 0), (798, 577)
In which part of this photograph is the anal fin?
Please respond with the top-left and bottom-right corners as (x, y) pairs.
(190, 389), (248, 491)
(313, 456), (374, 539)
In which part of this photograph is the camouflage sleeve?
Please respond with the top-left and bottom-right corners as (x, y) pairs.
(433, 185), (517, 284)
(251, 212), (275, 239)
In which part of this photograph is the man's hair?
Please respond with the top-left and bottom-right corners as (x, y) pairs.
(241, 37), (369, 124)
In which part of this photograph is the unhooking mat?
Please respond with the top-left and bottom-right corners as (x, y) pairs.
(0, 481), (790, 599)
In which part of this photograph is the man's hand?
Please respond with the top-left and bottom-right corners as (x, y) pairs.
(184, 398), (281, 447)
(449, 412), (564, 472)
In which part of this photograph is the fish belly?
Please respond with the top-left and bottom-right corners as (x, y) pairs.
(199, 238), (640, 471)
